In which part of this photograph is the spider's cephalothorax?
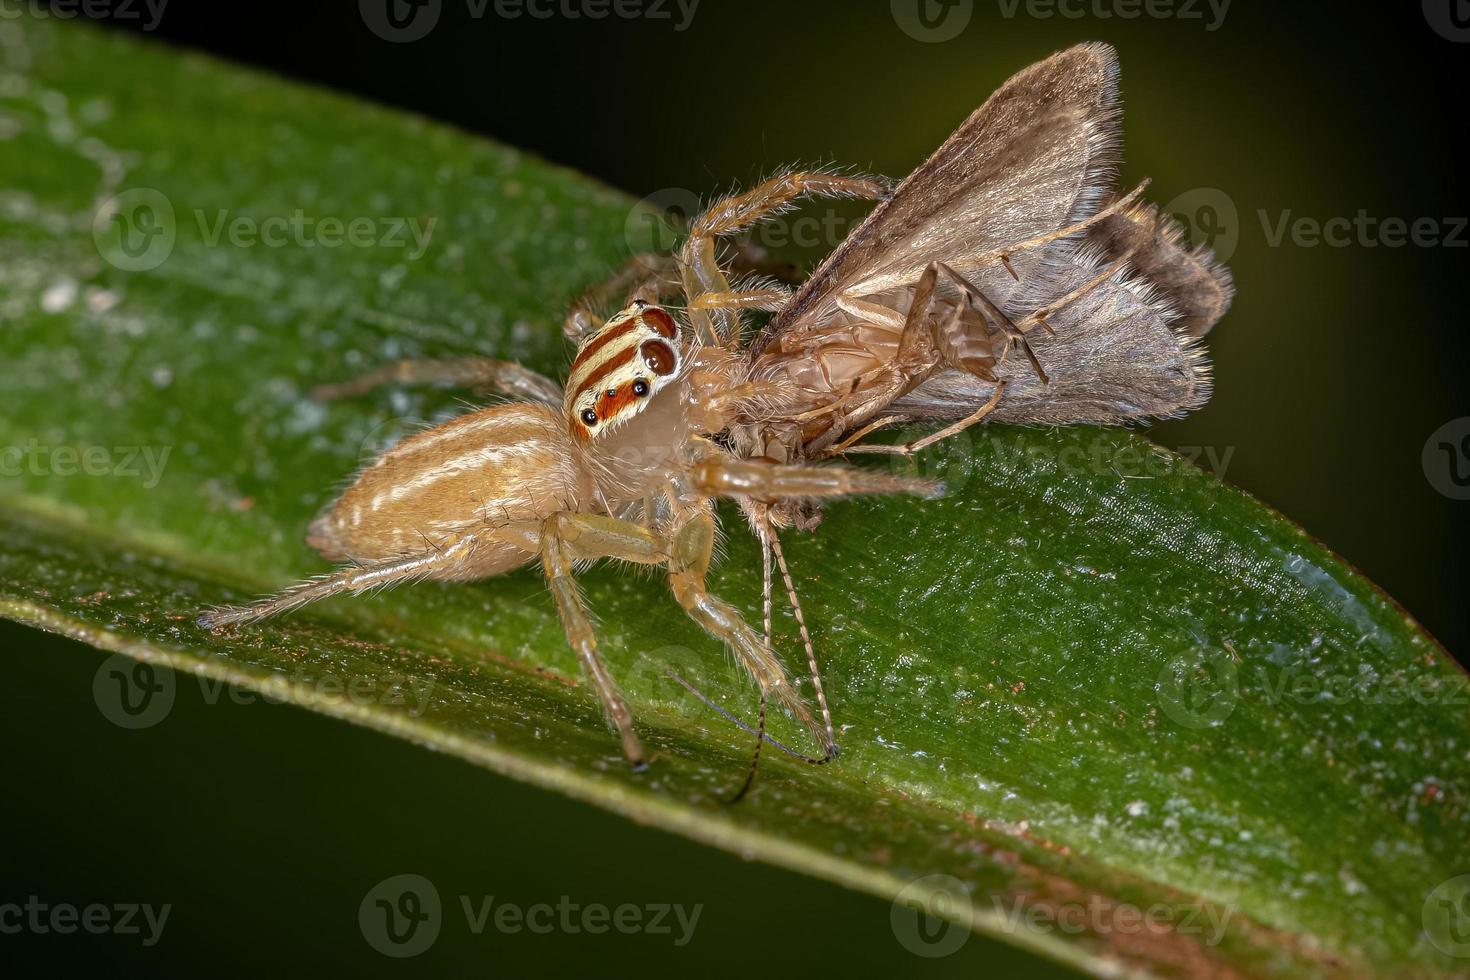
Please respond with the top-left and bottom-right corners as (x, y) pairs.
(565, 300), (681, 440)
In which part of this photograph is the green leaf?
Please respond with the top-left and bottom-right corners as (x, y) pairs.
(3, 18), (1466, 977)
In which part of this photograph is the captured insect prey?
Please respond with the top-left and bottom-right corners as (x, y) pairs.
(198, 42), (1232, 792)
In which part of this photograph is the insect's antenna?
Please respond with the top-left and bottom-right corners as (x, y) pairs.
(667, 672), (833, 767)
(726, 693), (767, 805)
(722, 533), (777, 804)
(768, 527), (838, 759)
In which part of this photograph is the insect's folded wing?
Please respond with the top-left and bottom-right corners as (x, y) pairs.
(895, 246), (1211, 424)
(757, 42), (1123, 352)
(1091, 199), (1235, 338)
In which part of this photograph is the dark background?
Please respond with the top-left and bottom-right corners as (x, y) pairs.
(3, 1), (1467, 976)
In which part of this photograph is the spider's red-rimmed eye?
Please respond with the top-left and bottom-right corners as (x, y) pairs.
(640, 307), (677, 339)
(640, 340), (676, 376)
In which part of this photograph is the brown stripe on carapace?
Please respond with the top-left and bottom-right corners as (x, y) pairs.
(642, 307), (677, 339)
(571, 345), (638, 402)
(569, 316), (639, 375)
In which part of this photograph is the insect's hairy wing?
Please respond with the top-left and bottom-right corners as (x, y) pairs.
(1091, 198), (1235, 337)
(757, 42), (1122, 352)
(894, 247), (1210, 424)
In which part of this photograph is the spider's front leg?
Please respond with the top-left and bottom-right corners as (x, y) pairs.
(689, 456), (943, 502)
(309, 357), (562, 406)
(662, 498), (835, 760)
(539, 511), (667, 768)
(563, 252), (681, 343)
(680, 171), (890, 347)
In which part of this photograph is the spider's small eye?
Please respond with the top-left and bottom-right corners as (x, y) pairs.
(631, 379), (650, 397)
(580, 408), (599, 427)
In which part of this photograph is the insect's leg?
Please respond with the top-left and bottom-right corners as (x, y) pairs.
(197, 528), (507, 628)
(664, 499), (833, 758)
(842, 384), (1006, 457)
(310, 357), (562, 405)
(539, 511), (666, 768)
(969, 179), (1151, 281)
(803, 267), (947, 454)
(564, 252), (680, 343)
(689, 457), (942, 501)
(1010, 243), (1142, 337)
(679, 172), (890, 348)
(932, 262), (1048, 382)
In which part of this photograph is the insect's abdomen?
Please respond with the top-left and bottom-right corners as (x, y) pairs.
(307, 403), (591, 575)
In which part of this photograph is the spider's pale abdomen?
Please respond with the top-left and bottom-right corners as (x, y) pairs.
(307, 403), (591, 575)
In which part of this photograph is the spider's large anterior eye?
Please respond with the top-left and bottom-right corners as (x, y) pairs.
(580, 408), (599, 427)
(640, 307), (678, 339)
(631, 378), (650, 397)
(640, 339), (676, 377)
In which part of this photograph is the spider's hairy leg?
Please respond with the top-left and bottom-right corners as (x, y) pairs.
(563, 251), (680, 342)
(689, 457), (943, 501)
(664, 499), (834, 759)
(679, 171), (890, 348)
(309, 357), (562, 405)
(688, 172), (890, 241)
(684, 284), (793, 313)
(197, 526), (521, 628)
(540, 511), (666, 769)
